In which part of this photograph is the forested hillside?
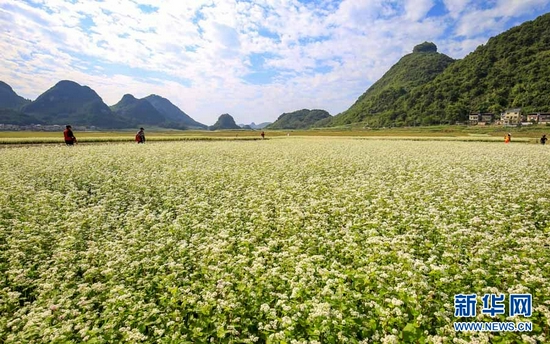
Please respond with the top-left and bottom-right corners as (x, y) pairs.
(330, 42), (454, 126)
(268, 109), (331, 129)
(329, 13), (550, 127)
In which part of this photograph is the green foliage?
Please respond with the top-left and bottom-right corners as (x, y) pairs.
(0, 109), (41, 125)
(209, 114), (241, 130)
(413, 42), (438, 53)
(330, 13), (550, 127)
(268, 109), (331, 129)
(311, 116), (332, 128)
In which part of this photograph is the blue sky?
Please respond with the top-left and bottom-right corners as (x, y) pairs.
(1, 0), (550, 125)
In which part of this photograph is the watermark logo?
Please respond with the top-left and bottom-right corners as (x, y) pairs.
(454, 294), (477, 317)
(481, 294), (505, 317)
(510, 294), (532, 317)
(453, 322), (533, 332)
(453, 293), (533, 332)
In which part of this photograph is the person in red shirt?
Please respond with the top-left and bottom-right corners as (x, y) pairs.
(63, 125), (77, 145)
(135, 128), (145, 143)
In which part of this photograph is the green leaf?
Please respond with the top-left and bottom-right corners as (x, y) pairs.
(402, 322), (417, 342)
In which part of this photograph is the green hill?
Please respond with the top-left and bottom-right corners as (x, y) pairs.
(143, 95), (207, 129)
(209, 114), (241, 130)
(111, 94), (166, 126)
(268, 109), (331, 129)
(0, 81), (30, 110)
(22, 80), (127, 128)
(330, 13), (550, 127)
(329, 42), (455, 126)
(0, 109), (41, 125)
(395, 12), (550, 125)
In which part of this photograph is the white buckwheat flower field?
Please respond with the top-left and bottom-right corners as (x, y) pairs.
(1, 138), (549, 343)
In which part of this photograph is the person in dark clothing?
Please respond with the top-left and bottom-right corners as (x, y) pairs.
(541, 135), (547, 145)
(261, 131), (265, 139)
(63, 125), (77, 145)
(136, 128), (145, 143)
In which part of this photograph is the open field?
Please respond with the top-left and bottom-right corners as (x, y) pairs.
(1, 125), (550, 144)
(1, 139), (549, 343)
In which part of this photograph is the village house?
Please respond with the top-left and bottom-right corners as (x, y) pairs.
(527, 113), (539, 123)
(539, 113), (550, 124)
(468, 113), (495, 125)
(525, 112), (550, 124)
(501, 108), (523, 126)
(469, 113), (481, 125)
(480, 113), (494, 124)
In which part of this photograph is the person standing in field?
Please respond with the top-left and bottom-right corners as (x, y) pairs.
(504, 133), (511, 143)
(63, 125), (77, 146)
(541, 134), (547, 145)
(261, 131), (265, 139)
(136, 128), (145, 144)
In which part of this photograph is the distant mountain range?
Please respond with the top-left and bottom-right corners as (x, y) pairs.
(238, 122), (272, 129)
(267, 109), (331, 129)
(0, 80), (206, 129)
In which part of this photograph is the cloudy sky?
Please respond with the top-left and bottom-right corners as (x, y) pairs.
(1, 0), (550, 125)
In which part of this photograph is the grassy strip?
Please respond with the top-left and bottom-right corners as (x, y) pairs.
(1, 124), (549, 144)
(0, 136), (263, 145)
(0, 135), (537, 146)
(352, 136), (535, 143)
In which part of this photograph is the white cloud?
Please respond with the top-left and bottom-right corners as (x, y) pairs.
(453, 0), (550, 37)
(443, 0), (472, 18)
(404, 0), (435, 21)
